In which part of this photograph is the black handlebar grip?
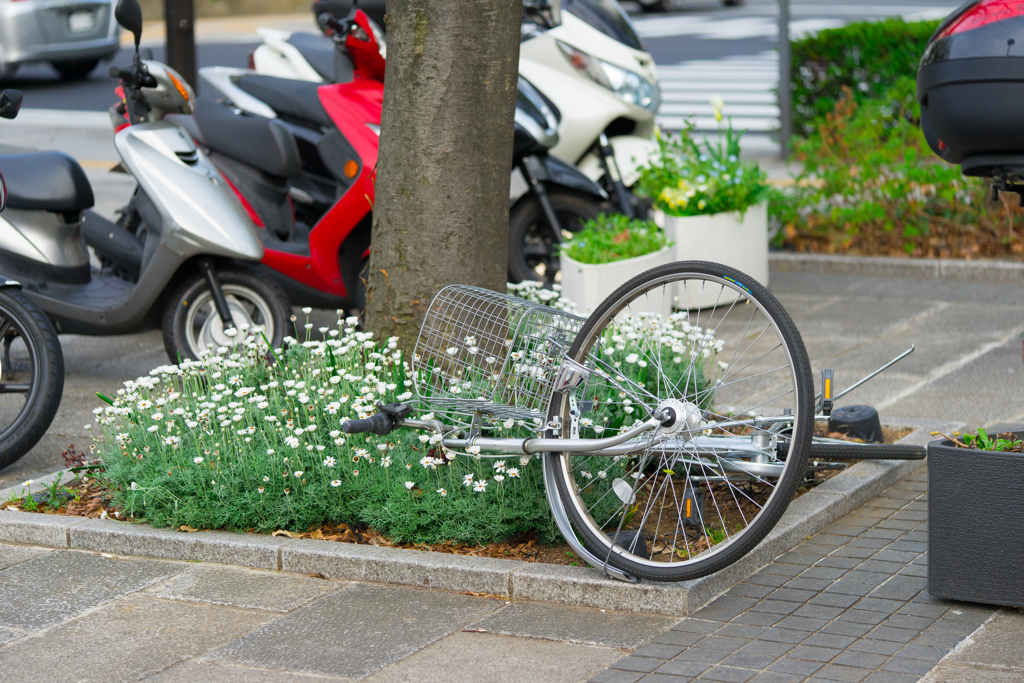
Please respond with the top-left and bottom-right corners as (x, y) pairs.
(341, 412), (394, 435)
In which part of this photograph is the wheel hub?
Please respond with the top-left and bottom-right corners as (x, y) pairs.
(197, 295), (260, 349)
(656, 398), (703, 439)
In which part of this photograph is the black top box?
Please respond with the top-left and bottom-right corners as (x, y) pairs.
(917, 1), (1024, 178)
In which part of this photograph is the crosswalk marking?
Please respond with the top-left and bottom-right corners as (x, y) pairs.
(656, 52), (780, 134)
(632, 5), (959, 40)
(635, 16), (844, 40)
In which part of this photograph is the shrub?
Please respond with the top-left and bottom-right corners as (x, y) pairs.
(635, 102), (769, 217)
(561, 213), (670, 265)
(89, 294), (726, 546)
(791, 17), (940, 136)
(772, 78), (1021, 258)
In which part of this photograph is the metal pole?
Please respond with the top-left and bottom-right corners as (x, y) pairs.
(778, 0), (791, 160)
(164, 0), (196, 88)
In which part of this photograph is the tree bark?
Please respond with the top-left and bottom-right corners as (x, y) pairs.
(365, 0), (522, 348)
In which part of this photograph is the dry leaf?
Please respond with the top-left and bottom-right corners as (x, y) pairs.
(179, 525), (199, 533)
(310, 529), (324, 540)
(272, 529), (300, 538)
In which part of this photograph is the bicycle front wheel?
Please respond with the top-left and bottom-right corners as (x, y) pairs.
(547, 261), (813, 582)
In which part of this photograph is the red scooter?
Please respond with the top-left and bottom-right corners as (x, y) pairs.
(99, 8), (384, 312)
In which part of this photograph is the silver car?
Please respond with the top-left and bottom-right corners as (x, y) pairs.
(0, 0), (119, 80)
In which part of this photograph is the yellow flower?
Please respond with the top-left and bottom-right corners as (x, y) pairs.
(710, 95), (724, 122)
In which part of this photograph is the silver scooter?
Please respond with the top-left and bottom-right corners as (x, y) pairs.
(0, 0), (290, 364)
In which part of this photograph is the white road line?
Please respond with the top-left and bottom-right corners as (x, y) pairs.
(877, 323), (1024, 411)
(2, 109), (111, 129)
(636, 16), (843, 39)
(656, 51), (779, 132)
(633, 6), (959, 40)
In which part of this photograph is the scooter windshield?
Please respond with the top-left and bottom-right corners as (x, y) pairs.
(564, 0), (645, 52)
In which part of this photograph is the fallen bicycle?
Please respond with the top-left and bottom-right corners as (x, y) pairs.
(343, 261), (924, 583)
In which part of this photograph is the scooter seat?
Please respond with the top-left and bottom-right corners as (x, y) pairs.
(285, 32), (355, 83)
(190, 100), (302, 179)
(235, 74), (334, 130)
(0, 152), (94, 213)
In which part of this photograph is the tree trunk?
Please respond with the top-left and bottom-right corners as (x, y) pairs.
(365, 0), (522, 349)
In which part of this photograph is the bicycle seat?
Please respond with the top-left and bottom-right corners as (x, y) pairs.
(0, 152), (94, 212)
(187, 99), (302, 179)
(285, 32), (355, 83)
(235, 74), (334, 130)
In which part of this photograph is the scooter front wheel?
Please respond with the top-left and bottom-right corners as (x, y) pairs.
(162, 270), (291, 363)
(0, 289), (64, 472)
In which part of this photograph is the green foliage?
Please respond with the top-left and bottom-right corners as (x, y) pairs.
(961, 428), (1024, 453)
(91, 319), (561, 545)
(791, 17), (940, 136)
(771, 78), (1018, 258)
(561, 213), (670, 265)
(43, 473), (70, 509)
(635, 108), (769, 217)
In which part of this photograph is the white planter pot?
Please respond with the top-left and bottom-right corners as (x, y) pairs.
(560, 246), (673, 317)
(660, 202), (769, 308)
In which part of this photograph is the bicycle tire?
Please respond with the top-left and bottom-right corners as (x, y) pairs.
(809, 442), (926, 461)
(0, 289), (64, 471)
(545, 261), (814, 582)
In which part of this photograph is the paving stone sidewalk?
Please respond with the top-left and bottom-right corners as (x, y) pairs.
(3, 465), (1017, 683)
(592, 467), (1005, 683)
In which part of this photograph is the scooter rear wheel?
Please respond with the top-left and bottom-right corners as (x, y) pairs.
(163, 269), (291, 363)
(0, 289), (64, 472)
(508, 191), (603, 286)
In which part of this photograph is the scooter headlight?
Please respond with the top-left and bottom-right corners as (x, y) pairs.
(557, 41), (660, 113)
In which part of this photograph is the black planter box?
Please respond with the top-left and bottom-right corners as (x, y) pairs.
(928, 433), (1024, 607)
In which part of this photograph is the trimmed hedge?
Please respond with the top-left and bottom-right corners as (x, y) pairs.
(791, 17), (940, 136)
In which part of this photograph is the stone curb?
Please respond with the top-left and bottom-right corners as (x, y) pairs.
(770, 252), (1024, 283)
(0, 419), (959, 616)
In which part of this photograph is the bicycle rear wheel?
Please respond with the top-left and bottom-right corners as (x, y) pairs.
(546, 261), (813, 582)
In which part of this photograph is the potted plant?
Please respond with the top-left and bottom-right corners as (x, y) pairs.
(559, 213), (672, 316)
(637, 98), (771, 304)
(928, 428), (1024, 608)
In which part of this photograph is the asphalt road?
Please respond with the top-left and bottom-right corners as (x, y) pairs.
(0, 44), (257, 112)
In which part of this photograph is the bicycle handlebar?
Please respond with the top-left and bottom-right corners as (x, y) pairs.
(341, 401), (414, 436)
(341, 412), (395, 435)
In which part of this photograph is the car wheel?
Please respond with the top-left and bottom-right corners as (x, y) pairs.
(51, 59), (100, 81)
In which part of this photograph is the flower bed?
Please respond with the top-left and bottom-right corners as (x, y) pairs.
(6, 283), (725, 551)
(772, 79), (1021, 259)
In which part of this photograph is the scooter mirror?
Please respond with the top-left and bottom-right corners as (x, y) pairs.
(0, 90), (23, 120)
(115, 0), (144, 48)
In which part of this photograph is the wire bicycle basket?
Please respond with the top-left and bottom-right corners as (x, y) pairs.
(412, 285), (585, 423)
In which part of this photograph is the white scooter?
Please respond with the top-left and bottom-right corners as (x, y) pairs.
(247, 0), (659, 217)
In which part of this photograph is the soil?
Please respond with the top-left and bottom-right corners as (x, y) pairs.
(2, 427), (914, 568)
